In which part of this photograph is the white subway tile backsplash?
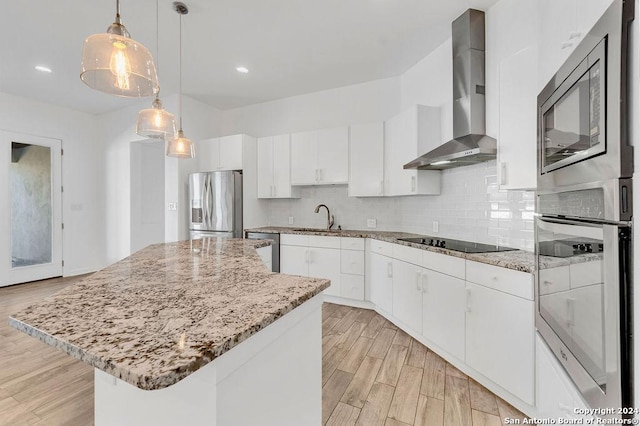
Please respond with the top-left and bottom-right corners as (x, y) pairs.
(264, 160), (534, 251)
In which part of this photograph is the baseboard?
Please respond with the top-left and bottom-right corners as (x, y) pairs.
(63, 267), (99, 277)
(322, 295), (375, 309)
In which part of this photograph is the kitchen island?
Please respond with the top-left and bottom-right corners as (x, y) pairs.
(9, 238), (329, 425)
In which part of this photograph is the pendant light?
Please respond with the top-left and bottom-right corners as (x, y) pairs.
(166, 2), (195, 159)
(136, 0), (177, 139)
(80, 0), (159, 97)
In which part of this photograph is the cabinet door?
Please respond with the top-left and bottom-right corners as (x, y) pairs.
(290, 131), (318, 185)
(280, 245), (309, 277)
(272, 134), (293, 198)
(466, 282), (534, 404)
(392, 259), (423, 333)
(317, 126), (348, 184)
(384, 110), (417, 196)
(349, 122), (384, 197)
(308, 247), (341, 297)
(341, 274), (364, 300)
(369, 252), (393, 314)
(422, 270), (466, 361)
(498, 45), (538, 190)
(198, 138), (220, 172)
(219, 135), (243, 170)
(256, 137), (274, 198)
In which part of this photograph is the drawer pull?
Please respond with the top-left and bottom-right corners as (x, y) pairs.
(465, 289), (472, 313)
(543, 280), (552, 286)
(422, 273), (428, 294)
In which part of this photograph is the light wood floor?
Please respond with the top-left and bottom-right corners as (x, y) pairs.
(0, 275), (93, 426)
(1, 277), (527, 426)
(321, 302), (528, 426)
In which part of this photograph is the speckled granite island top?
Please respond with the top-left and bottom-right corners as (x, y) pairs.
(246, 226), (536, 273)
(8, 238), (329, 391)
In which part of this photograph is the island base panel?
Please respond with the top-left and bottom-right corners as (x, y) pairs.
(95, 295), (322, 426)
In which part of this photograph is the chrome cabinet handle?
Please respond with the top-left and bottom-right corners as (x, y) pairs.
(305, 250), (309, 264)
(411, 176), (416, 192)
(422, 272), (428, 294)
(465, 289), (472, 313)
(416, 271), (421, 291)
(387, 262), (393, 278)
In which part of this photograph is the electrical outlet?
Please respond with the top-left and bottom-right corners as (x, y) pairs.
(432, 221), (439, 233)
(168, 202), (178, 211)
(288, 216), (294, 225)
(367, 219), (377, 229)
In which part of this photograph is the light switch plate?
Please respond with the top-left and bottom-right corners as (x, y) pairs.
(288, 216), (294, 225)
(168, 202), (178, 211)
(432, 221), (439, 233)
(367, 219), (377, 228)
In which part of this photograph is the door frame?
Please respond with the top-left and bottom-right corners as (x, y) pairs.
(0, 130), (63, 287)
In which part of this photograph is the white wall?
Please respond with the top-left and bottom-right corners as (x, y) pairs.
(221, 78), (401, 137)
(0, 92), (106, 276)
(98, 94), (222, 262)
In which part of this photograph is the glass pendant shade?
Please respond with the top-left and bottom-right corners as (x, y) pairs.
(166, 130), (195, 159)
(136, 97), (177, 139)
(81, 31), (159, 97)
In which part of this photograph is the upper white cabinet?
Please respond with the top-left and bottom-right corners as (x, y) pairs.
(256, 134), (299, 199)
(537, 0), (613, 88)
(497, 46), (538, 190)
(290, 126), (349, 185)
(384, 105), (441, 196)
(199, 135), (244, 171)
(349, 122), (384, 197)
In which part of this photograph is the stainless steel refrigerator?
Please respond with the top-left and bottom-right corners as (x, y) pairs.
(189, 171), (243, 239)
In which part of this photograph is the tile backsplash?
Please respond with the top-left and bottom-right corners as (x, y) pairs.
(265, 161), (535, 251)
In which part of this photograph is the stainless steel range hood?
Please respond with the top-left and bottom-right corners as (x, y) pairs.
(404, 9), (496, 170)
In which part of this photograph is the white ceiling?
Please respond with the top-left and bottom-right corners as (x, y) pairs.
(2, 0), (500, 115)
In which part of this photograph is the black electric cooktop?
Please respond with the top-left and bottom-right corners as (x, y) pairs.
(398, 236), (517, 254)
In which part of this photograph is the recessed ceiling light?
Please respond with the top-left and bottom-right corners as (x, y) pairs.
(35, 65), (52, 73)
(236, 66), (249, 74)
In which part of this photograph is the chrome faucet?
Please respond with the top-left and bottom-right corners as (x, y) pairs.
(314, 204), (334, 230)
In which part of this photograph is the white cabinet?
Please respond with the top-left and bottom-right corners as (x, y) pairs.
(340, 238), (365, 300)
(392, 259), (423, 334)
(309, 247), (341, 297)
(536, 333), (591, 420)
(498, 45), (538, 190)
(537, 0), (613, 88)
(368, 252), (393, 314)
(280, 245), (309, 277)
(384, 105), (441, 196)
(349, 122), (384, 197)
(290, 127), (348, 185)
(421, 270), (466, 361)
(256, 135), (299, 199)
(199, 135), (244, 171)
(465, 282), (535, 405)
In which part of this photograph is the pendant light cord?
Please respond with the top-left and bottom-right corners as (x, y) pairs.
(179, 13), (183, 131)
(155, 0), (160, 97)
(115, 0), (121, 23)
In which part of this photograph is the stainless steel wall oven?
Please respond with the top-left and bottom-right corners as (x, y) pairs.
(536, 0), (634, 418)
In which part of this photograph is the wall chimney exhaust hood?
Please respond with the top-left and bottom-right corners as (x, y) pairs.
(404, 9), (496, 170)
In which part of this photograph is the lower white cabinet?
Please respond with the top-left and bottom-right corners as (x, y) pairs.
(465, 282), (535, 405)
(421, 270), (466, 361)
(280, 235), (365, 300)
(392, 259), (423, 333)
(368, 252), (393, 314)
(280, 240), (341, 296)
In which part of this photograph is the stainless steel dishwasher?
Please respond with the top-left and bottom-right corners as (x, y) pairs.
(245, 232), (280, 272)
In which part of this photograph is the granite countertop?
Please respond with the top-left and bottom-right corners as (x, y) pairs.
(9, 238), (329, 391)
(246, 226), (536, 273)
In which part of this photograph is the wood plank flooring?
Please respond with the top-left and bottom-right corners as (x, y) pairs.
(0, 277), (528, 425)
(0, 275), (93, 426)
(321, 303), (529, 426)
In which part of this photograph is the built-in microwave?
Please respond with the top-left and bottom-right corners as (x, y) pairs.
(537, 0), (634, 192)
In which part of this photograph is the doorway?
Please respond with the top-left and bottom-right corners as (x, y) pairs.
(0, 131), (62, 286)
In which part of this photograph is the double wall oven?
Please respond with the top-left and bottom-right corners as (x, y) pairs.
(536, 0), (634, 417)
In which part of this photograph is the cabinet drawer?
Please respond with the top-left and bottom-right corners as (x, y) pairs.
(422, 250), (465, 280)
(281, 234), (309, 247)
(341, 274), (364, 300)
(539, 265), (570, 295)
(466, 261), (533, 300)
(309, 235), (341, 249)
(393, 244), (422, 266)
(341, 250), (364, 275)
(367, 239), (393, 257)
(341, 237), (365, 251)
